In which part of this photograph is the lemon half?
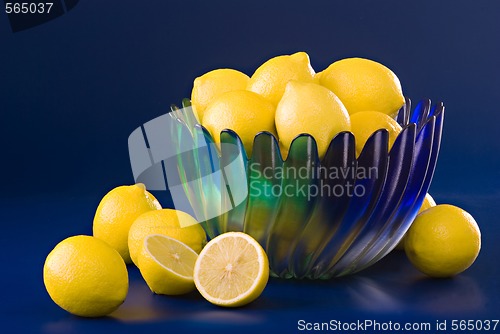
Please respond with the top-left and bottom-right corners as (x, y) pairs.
(138, 234), (198, 295)
(194, 232), (269, 307)
(128, 208), (206, 266)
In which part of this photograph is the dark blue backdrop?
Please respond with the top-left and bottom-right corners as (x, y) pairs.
(1, 1), (499, 333)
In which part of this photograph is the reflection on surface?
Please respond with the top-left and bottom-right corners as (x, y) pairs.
(43, 320), (79, 334)
(346, 276), (404, 312)
(408, 275), (485, 314)
(188, 311), (264, 325)
(42, 252), (487, 330)
(341, 252), (486, 314)
(344, 274), (485, 314)
(111, 270), (264, 325)
(110, 279), (170, 323)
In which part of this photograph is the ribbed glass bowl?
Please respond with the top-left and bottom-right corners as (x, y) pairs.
(129, 98), (444, 279)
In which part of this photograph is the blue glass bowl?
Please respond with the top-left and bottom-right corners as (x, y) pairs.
(129, 98), (444, 279)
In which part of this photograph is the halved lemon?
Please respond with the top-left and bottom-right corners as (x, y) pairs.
(193, 232), (269, 307)
(137, 234), (198, 295)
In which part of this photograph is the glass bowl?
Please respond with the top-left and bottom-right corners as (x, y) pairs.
(128, 98), (444, 279)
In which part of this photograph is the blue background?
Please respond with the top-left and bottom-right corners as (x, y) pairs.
(1, 0), (499, 333)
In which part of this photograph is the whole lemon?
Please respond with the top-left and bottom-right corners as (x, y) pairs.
(191, 68), (249, 122)
(93, 184), (161, 263)
(350, 110), (402, 156)
(202, 90), (276, 157)
(247, 51), (316, 105)
(405, 204), (481, 278)
(418, 193), (437, 213)
(128, 208), (207, 266)
(275, 80), (350, 159)
(395, 193), (436, 250)
(319, 58), (405, 117)
(43, 235), (128, 317)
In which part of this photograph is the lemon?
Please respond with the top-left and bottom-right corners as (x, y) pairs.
(191, 68), (249, 122)
(275, 80), (350, 159)
(128, 208), (206, 266)
(319, 58), (405, 117)
(194, 232), (269, 307)
(247, 51), (316, 105)
(314, 70), (322, 83)
(93, 184), (161, 263)
(395, 193), (436, 250)
(202, 90), (276, 157)
(350, 110), (402, 156)
(138, 234), (198, 295)
(419, 193), (437, 213)
(405, 204), (481, 277)
(43, 235), (128, 317)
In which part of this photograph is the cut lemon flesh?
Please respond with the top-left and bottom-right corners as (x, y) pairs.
(138, 234), (198, 295)
(194, 232), (269, 307)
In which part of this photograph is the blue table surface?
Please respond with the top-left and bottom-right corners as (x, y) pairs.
(0, 191), (498, 334)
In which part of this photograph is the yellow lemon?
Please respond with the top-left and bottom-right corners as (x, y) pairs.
(405, 204), (481, 277)
(93, 184), (161, 263)
(138, 234), (198, 295)
(128, 208), (206, 266)
(350, 110), (402, 156)
(247, 51), (316, 105)
(202, 90), (276, 157)
(419, 193), (437, 213)
(43, 235), (128, 317)
(395, 193), (436, 250)
(194, 232), (269, 307)
(314, 70), (323, 83)
(319, 58), (405, 117)
(191, 68), (249, 122)
(275, 80), (350, 159)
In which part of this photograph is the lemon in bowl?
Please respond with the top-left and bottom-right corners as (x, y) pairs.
(202, 90), (276, 157)
(349, 110), (402, 157)
(247, 51), (316, 105)
(319, 57), (405, 117)
(275, 80), (350, 159)
(191, 68), (249, 122)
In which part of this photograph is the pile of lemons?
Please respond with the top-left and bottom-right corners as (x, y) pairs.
(192, 52), (405, 158)
(44, 184), (269, 317)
